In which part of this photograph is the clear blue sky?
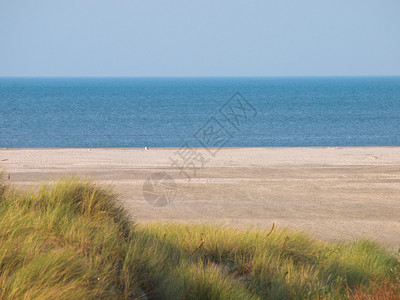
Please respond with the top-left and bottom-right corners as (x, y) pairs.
(1, 0), (399, 77)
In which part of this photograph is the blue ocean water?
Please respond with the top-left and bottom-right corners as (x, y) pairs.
(0, 77), (399, 148)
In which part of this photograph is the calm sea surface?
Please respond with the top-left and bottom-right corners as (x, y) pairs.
(0, 77), (399, 148)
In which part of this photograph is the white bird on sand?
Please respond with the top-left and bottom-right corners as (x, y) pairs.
(145, 147), (149, 151)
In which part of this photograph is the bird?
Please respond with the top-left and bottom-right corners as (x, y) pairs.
(145, 147), (149, 151)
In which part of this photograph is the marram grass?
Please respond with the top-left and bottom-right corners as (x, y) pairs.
(0, 177), (399, 299)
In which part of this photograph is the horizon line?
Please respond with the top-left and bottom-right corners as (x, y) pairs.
(1, 75), (400, 79)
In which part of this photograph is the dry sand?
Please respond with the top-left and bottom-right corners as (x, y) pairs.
(1, 147), (400, 248)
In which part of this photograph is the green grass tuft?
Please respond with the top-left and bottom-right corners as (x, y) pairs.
(0, 177), (399, 299)
(0, 177), (138, 299)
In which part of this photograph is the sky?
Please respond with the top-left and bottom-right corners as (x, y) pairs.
(0, 0), (399, 77)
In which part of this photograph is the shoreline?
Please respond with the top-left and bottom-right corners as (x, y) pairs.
(2, 145), (400, 149)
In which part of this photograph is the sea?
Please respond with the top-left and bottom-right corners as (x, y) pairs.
(0, 77), (399, 148)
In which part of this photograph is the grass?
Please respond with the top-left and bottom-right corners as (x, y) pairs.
(0, 177), (399, 299)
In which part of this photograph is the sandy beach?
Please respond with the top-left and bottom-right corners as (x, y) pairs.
(1, 147), (400, 247)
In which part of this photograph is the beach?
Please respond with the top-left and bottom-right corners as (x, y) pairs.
(1, 147), (400, 247)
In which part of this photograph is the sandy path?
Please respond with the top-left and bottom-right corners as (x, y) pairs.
(1, 147), (400, 248)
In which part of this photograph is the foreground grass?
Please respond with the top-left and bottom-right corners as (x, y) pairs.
(0, 178), (399, 299)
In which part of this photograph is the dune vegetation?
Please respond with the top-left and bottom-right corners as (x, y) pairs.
(0, 177), (399, 299)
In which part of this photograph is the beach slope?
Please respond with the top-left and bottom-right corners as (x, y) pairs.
(1, 147), (400, 247)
